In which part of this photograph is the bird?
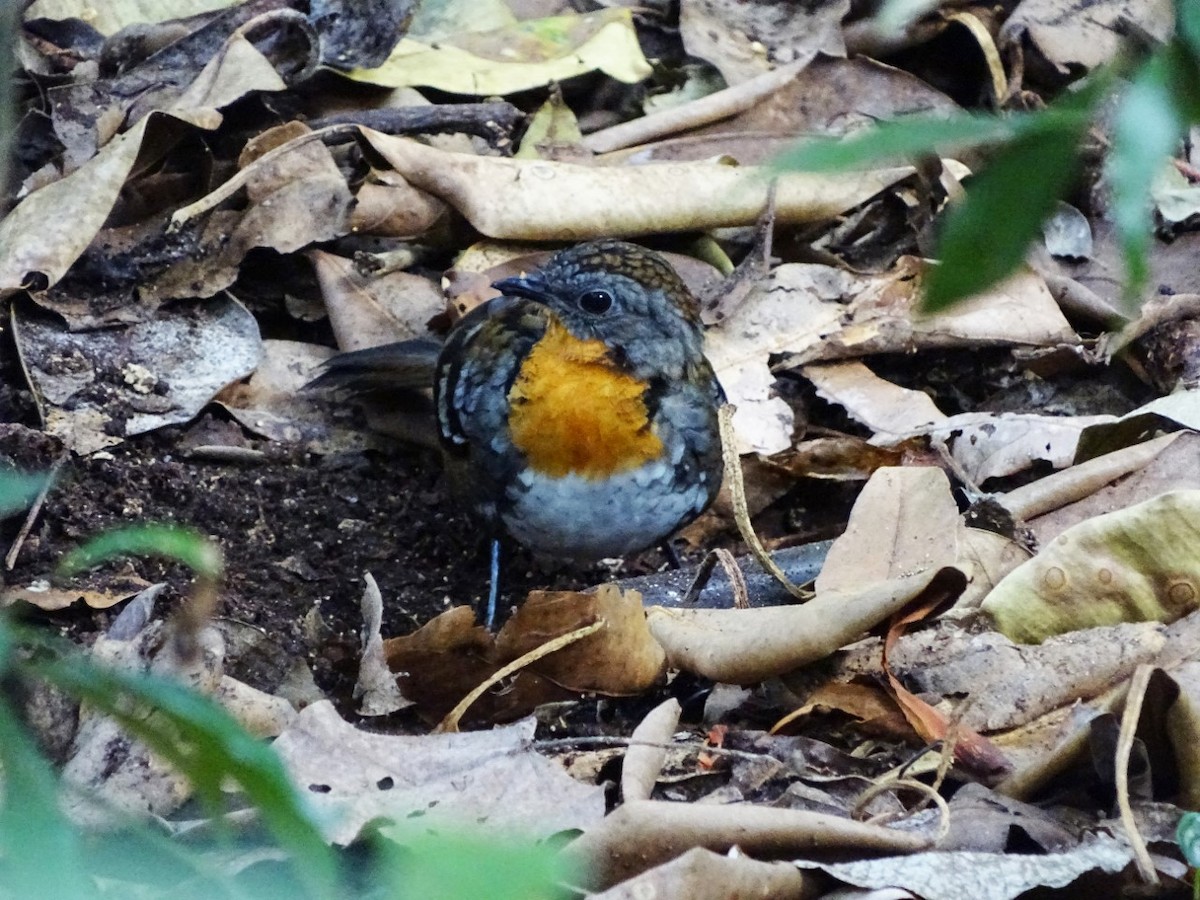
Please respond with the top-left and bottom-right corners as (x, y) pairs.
(313, 240), (725, 626)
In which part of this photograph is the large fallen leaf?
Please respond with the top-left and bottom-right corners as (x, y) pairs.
(347, 9), (650, 94)
(816, 466), (959, 593)
(982, 491), (1200, 643)
(361, 133), (919, 240)
(15, 294), (262, 454)
(270, 700), (604, 845)
(647, 567), (967, 684)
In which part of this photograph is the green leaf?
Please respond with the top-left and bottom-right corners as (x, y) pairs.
(0, 469), (50, 517)
(923, 114), (1088, 311)
(58, 523), (224, 580)
(378, 829), (569, 900)
(0, 696), (96, 898)
(774, 113), (1023, 172)
(1106, 52), (1186, 307)
(1177, 0), (1200, 65)
(920, 76), (1111, 312)
(1179, 811), (1200, 866)
(35, 657), (338, 899)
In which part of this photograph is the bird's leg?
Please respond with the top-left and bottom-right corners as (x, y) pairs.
(484, 537), (502, 630)
(660, 538), (683, 570)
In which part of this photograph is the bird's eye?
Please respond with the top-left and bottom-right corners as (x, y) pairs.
(578, 289), (614, 315)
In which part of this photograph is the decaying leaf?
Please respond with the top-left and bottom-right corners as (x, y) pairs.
(270, 700), (604, 845)
(983, 491), (1200, 643)
(347, 9), (651, 95)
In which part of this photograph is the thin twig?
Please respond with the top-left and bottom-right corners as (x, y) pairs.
(719, 405), (810, 601)
(436, 620), (604, 733)
(5, 450), (68, 571)
(581, 60), (809, 154)
(1116, 665), (1159, 885)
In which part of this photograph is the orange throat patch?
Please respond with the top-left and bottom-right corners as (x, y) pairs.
(507, 321), (663, 479)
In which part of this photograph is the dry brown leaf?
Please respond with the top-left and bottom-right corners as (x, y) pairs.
(308, 250), (445, 351)
(802, 361), (947, 439)
(348, 172), (449, 238)
(271, 700), (604, 845)
(567, 798), (930, 890)
(0, 111), (217, 298)
(384, 607), (572, 726)
(361, 132), (919, 240)
(647, 567), (967, 684)
(1, 583), (146, 611)
(496, 584), (667, 695)
(587, 847), (816, 900)
(816, 466), (960, 594)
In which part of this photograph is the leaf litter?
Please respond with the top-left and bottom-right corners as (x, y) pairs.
(3, 0), (1200, 897)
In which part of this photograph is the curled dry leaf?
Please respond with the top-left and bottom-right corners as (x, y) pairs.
(360, 133), (918, 241)
(0, 580), (149, 611)
(587, 847), (816, 900)
(567, 798), (931, 890)
(982, 491), (1200, 643)
(621, 698), (682, 804)
(348, 171), (448, 238)
(353, 572), (411, 717)
(647, 567), (967, 684)
(0, 111), (217, 298)
(999, 432), (1186, 526)
(385, 606), (573, 726)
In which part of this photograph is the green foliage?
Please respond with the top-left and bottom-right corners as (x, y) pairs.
(925, 93), (1096, 311)
(1178, 811), (1200, 899)
(776, 0), (1200, 312)
(57, 523), (224, 580)
(0, 696), (93, 898)
(0, 471), (51, 518)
